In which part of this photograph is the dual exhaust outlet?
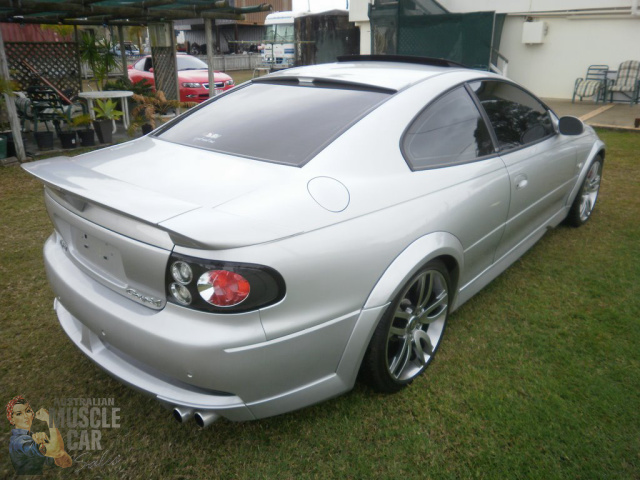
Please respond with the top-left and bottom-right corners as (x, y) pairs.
(173, 407), (220, 428)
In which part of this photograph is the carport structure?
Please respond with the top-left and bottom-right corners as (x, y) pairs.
(0, 0), (272, 161)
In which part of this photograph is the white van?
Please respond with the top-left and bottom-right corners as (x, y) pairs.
(260, 11), (301, 69)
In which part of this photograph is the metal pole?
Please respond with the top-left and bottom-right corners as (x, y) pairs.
(73, 25), (83, 92)
(118, 25), (128, 80)
(0, 24), (26, 162)
(169, 21), (180, 104)
(205, 18), (215, 98)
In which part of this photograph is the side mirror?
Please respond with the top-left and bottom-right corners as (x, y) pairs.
(558, 116), (584, 136)
(127, 64), (133, 70)
(149, 67), (154, 73)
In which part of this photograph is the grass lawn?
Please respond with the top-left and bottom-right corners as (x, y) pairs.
(0, 130), (638, 479)
(228, 69), (256, 85)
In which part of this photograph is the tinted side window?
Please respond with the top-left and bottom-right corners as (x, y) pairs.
(470, 81), (554, 150)
(402, 86), (494, 170)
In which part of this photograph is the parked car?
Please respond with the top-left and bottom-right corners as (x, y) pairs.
(111, 43), (140, 56)
(23, 56), (603, 427)
(128, 54), (234, 103)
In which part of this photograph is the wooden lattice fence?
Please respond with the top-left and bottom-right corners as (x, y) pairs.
(151, 46), (178, 101)
(5, 42), (81, 95)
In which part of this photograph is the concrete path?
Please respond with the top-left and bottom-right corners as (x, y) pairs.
(544, 99), (640, 131)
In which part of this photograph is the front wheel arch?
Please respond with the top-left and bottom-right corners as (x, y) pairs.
(566, 153), (604, 227)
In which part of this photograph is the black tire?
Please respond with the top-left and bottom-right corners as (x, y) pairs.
(360, 260), (451, 393)
(566, 155), (603, 227)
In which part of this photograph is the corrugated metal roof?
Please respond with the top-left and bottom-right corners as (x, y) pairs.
(0, 23), (71, 42)
(0, 1), (273, 26)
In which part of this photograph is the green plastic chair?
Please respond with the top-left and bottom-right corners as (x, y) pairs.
(572, 65), (608, 103)
(25, 86), (86, 136)
(608, 60), (640, 105)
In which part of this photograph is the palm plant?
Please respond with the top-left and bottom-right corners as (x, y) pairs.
(128, 26), (146, 54)
(79, 33), (118, 90)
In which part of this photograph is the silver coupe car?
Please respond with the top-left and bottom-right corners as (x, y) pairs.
(24, 56), (604, 427)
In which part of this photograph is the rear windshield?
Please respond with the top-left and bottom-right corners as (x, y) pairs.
(155, 82), (391, 166)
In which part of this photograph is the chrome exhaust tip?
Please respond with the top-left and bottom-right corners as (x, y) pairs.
(172, 407), (194, 424)
(194, 411), (220, 428)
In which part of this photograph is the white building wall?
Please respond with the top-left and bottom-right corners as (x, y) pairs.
(499, 15), (640, 98)
(349, 0), (640, 99)
(444, 0), (631, 13)
(349, 0), (371, 21)
(293, 0), (350, 12)
(350, 0), (373, 53)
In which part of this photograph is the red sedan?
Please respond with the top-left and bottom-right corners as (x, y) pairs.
(128, 54), (234, 103)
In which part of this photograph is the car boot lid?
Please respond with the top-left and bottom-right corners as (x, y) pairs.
(21, 138), (340, 249)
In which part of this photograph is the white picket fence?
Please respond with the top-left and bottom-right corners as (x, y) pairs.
(82, 53), (263, 78)
(196, 54), (263, 71)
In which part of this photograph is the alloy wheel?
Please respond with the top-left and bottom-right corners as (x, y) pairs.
(385, 269), (449, 382)
(579, 161), (602, 222)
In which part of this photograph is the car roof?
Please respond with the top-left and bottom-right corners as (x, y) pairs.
(265, 60), (471, 92)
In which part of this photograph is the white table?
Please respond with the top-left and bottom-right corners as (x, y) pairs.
(79, 90), (134, 133)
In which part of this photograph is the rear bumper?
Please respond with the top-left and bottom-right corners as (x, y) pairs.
(55, 299), (254, 420)
(44, 233), (362, 421)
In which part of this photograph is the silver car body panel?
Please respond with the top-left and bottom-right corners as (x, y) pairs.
(264, 61), (454, 91)
(23, 61), (605, 421)
(44, 191), (170, 309)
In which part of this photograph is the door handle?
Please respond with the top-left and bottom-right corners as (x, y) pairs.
(515, 174), (528, 190)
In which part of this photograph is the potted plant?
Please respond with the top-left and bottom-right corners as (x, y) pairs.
(128, 91), (195, 136)
(72, 114), (95, 146)
(57, 112), (78, 149)
(34, 130), (54, 150)
(0, 132), (6, 159)
(127, 98), (157, 136)
(93, 99), (123, 144)
(105, 77), (154, 117)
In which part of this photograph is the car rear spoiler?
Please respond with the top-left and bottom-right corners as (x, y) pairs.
(337, 55), (467, 69)
(22, 157), (199, 225)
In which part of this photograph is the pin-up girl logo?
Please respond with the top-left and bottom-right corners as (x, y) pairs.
(6, 395), (72, 475)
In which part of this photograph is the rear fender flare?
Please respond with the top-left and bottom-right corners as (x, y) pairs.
(363, 231), (464, 311)
(335, 231), (464, 388)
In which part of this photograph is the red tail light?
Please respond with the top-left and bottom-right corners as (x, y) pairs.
(198, 270), (250, 307)
(165, 253), (285, 313)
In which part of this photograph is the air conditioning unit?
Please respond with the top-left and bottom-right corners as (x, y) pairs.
(522, 21), (548, 44)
